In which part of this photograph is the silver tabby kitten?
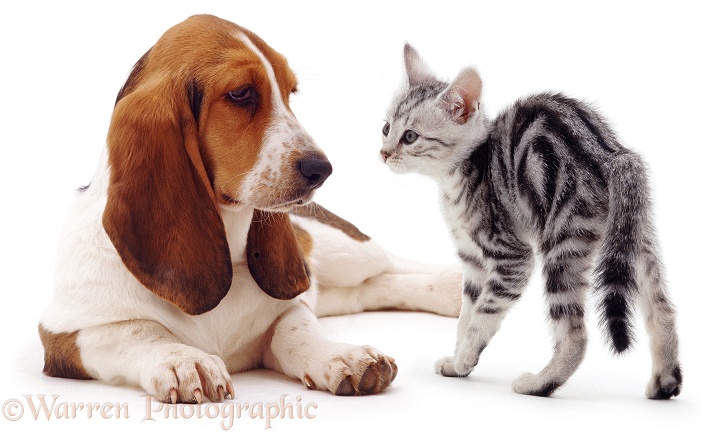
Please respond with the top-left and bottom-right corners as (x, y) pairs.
(381, 44), (682, 398)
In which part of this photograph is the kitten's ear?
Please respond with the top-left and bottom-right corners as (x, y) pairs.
(404, 43), (437, 86)
(440, 68), (483, 124)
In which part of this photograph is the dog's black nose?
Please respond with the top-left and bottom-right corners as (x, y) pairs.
(298, 157), (332, 189)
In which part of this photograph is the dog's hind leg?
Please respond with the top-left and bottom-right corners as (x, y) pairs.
(290, 203), (461, 318)
(315, 257), (462, 318)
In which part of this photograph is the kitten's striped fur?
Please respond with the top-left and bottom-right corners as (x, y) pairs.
(381, 44), (681, 398)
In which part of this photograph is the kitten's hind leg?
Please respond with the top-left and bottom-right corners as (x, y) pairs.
(511, 247), (591, 397)
(636, 234), (682, 399)
(436, 249), (534, 377)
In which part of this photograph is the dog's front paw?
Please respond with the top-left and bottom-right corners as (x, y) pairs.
(140, 345), (234, 403)
(302, 344), (397, 396)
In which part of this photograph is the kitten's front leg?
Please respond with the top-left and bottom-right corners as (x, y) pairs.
(436, 253), (533, 377)
(435, 289), (500, 376)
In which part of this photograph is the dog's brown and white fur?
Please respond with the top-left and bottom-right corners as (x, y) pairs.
(38, 15), (461, 403)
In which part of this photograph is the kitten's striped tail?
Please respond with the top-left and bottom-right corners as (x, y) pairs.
(595, 150), (650, 354)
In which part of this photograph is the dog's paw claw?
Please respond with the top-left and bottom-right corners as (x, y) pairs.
(304, 345), (397, 396)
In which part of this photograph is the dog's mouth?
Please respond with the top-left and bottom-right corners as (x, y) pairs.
(219, 192), (314, 212)
(266, 193), (315, 212)
(220, 193), (242, 206)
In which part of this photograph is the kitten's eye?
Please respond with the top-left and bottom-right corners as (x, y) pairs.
(402, 130), (419, 144)
(382, 122), (390, 137)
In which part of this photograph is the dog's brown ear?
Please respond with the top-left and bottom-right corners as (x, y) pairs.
(246, 210), (310, 300)
(102, 59), (232, 315)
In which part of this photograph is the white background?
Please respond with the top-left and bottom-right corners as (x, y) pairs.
(1, 1), (707, 432)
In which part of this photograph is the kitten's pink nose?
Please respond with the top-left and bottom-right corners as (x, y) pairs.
(380, 150), (391, 162)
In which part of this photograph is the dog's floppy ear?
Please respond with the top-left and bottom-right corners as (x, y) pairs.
(246, 210), (310, 300)
(102, 55), (232, 315)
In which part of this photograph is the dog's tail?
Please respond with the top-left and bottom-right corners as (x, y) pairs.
(594, 150), (651, 354)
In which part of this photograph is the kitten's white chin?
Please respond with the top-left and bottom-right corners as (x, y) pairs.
(384, 160), (409, 174)
(387, 165), (408, 174)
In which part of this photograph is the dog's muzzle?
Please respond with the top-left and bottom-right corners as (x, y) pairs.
(298, 156), (332, 189)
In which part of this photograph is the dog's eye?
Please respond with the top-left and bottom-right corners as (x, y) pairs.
(401, 130), (418, 144)
(382, 122), (390, 137)
(227, 86), (256, 106)
(228, 87), (251, 102)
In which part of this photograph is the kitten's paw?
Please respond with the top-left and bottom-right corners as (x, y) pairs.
(511, 372), (563, 397)
(645, 365), (682, 399)
(434, 356), (472, 377)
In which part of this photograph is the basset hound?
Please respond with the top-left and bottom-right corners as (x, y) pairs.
(39, 14), (461, 403)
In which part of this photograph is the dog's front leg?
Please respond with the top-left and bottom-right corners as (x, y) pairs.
(263, 302), (397, 395)
(75, 320), (234, 403)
